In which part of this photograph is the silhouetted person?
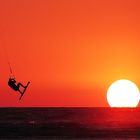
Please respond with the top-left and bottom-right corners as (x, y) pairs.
(8, 78), (28, 94)
(8, 77), (30, 100)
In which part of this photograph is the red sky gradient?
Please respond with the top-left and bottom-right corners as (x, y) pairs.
(0, 0), (140, 107)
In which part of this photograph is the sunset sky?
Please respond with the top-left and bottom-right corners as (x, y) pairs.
(0, 0), (140, 107)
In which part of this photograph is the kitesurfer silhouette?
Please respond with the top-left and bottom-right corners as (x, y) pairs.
(8, 78), (27, 93)
(2, 45), (30, 100)
(8, 77), (30, 100)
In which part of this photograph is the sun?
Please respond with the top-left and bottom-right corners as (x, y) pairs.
(107, 79), (140, 107)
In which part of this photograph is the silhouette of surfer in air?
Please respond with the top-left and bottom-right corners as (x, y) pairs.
(8, 77), (30, 100)
(2, 45), (30, 100)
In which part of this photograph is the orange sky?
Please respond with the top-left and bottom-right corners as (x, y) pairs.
(0, 0), (140, 107)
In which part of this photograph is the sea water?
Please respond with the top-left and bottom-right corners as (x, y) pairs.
(0, 107), (140, 139)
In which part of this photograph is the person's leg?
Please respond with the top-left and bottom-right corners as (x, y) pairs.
(17, 83), (26, 94)
(17, 82), (26, 88)
(18, 89), (23, 95)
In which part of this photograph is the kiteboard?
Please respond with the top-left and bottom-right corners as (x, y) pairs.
(19, 81), (30, 100)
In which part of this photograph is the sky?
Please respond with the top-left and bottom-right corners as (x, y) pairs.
(0, 0), (140, 107)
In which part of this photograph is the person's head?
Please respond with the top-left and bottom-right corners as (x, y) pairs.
(9, 77), (16, 83)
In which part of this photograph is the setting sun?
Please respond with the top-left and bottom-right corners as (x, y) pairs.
(107, 79), (140, 107)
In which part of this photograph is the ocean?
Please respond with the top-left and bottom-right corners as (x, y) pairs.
(0, 107), (140, 139)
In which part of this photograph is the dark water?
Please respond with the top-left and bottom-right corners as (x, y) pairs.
(0, 107), (140, 139)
